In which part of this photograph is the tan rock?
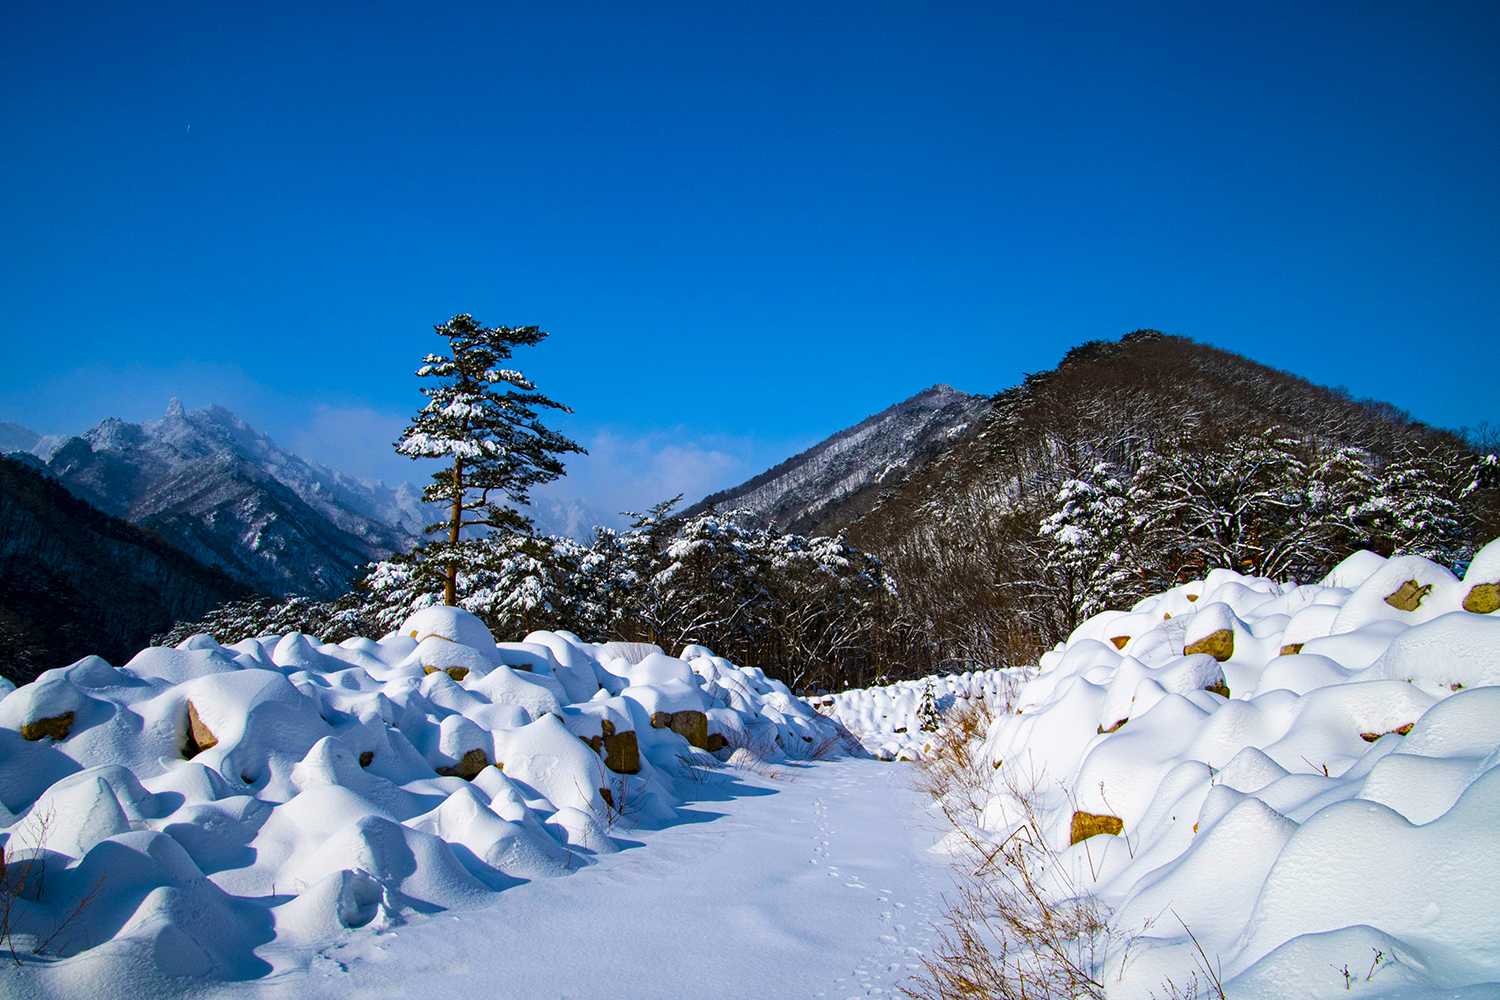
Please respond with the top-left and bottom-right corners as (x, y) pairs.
(1204, 681), (1231, 699)
(1280, 643), (1304, 657)
(1185, 628), (1234, 662)
(421, 665), (470, 681)
(669, 710), (709, 749)
(1463, 583), (1500, 615)
(1384, 580), (1433, 612)
(650, 711), (672, 729)
(1110, 636), (1130, 650)
(436, 748), (491, 780)
(1070, 811), (1124, 845)
(600, 787), (614, 809)
(183, 701), (218, 758)
(21, 712), (73, 742)
(1360, 723), (1415, 743)
(706, 733), (729, 752)
(1096, 718), (1127, 735)
(602, 730), (641, 774)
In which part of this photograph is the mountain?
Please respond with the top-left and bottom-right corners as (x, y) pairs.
(684, 384), (991, 534)
(0, 455), (250, 685)
(6, 401), (429, 598)
(523, 494), (614, 541)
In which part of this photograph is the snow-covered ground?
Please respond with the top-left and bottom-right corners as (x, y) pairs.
(972, 542), (1500, 998)
(8, 538), (1500, 997)
(0, 611), (925, 998)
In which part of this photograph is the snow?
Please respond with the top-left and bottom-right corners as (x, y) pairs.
(967, 540), (1500, 997)
(9, 537), (1500, 995)
(818, 670), (1018, 760)
(0, 608), (880, 996)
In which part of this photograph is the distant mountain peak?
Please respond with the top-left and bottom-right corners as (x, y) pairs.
(33, 404), (431, 598)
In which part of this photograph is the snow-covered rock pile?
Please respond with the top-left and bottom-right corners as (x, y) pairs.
(818, 669), (1016, 760)
(0, 608), (842, 982)
(978, 541), (1500, 998)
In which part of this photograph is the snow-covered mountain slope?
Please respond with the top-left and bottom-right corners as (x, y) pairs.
(964, 540), (1500, 997)
(685, 384), (990, 534)
(0, 608), (850, 992)
(16, 401), (429, 598)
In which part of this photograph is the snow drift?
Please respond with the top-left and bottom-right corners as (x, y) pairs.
(0, 607), (844, 989)
(974, 541), (1500, 997)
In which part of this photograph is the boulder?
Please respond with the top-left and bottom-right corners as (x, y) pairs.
(1360, 723), (1415, 743)
(435, 748), (491, 780)
(183, 701), (218, 758)
(1463, 583), (1500, 615)
(1184, 628), (1234, 662)
(21, 711), (73, 742)
(668, 710), (709, 749)
(1070, 811), (1124, 845)
(602, 730), (640, 775)
(1384, 580), (1433, 612)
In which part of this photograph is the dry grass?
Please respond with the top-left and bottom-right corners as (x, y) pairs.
(1, 809), (105, 964)
(906, 681), (1229, 999)
(906, 688), (1118, 1000)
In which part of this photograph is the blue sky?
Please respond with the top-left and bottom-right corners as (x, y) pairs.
(2, 1), (1497, 521)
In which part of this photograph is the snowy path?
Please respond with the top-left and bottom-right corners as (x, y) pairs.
(220, 758), (953, 1000)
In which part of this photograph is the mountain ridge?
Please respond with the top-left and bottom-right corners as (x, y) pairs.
(7, 401), (430, 598)
(683, 383), (990, 534)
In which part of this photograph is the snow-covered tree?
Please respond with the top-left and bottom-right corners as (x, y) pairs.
(396, 314), (583, 605)
(1370, 439), (1470, 566)
(1036, 462), (1137, 623)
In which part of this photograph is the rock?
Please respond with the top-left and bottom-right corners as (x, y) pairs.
(669, 710), (709, 749)
(1360, 723), (1415, 743)
(601, 718), (616, 737)
(1204, 681), (1231, 699)
(650, 711), (672, 729)
(1384, 580), (1433, 612)
(1097, 718), (1127, 735)
(706, 733), (729, 752)
(1070, 811), (1124, 845)
(435, 748), (490, 780)
(602, 730), (640, 775)
(599, 787), (614, 809)
(21, 711), (74, 742)
(422, 665), (469, 682)
(1110, 636), (1130, 650)
(1280, 643), (1304, 656)
(1184, 628), (1234, 662)
(183, 701), (218, 758)
(358, 751), (374, 767)
(1463, 583), (1500, 615)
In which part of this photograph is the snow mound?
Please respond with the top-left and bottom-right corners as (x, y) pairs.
(819, 669), (1018, 760)
(975, 542), (1500, 997)
(0, 613), (844, 986)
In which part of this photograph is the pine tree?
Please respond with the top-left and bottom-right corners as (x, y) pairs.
(396, 315), (584, 605)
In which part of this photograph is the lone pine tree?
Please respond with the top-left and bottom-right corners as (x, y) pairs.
(396, 314), (584, 605)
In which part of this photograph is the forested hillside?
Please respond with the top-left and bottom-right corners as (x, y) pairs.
(0, 455), (249, 684)
(847, 331), (1499, 669)
(163, 332), (1500, 694)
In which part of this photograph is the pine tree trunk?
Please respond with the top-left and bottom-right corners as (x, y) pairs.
(446, 457), (462, 606)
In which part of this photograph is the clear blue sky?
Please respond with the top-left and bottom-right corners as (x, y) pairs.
(2, 1), (1497, 520)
